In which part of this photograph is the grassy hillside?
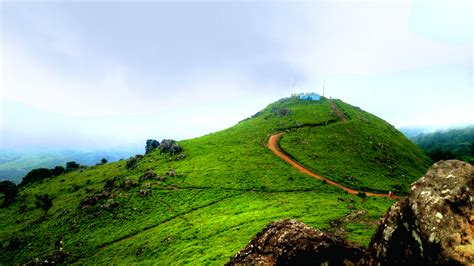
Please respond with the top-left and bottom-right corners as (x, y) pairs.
(410, 126), (474, 164)
(279, 100), (432, 194)
(0, 97), (429, 264)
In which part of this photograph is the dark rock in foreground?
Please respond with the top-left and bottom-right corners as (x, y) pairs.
(227, 219), (365, 265)
(367, 160), (473, 265)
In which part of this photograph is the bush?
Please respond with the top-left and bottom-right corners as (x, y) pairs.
(272, 107), (291, 117)
(66, 161), (80, 171)
(145, 139), (160, 154)
(52, 166), (66, 176)
(100, 158), (108, 164)
(35, 194), (53, 216)
(357, 191), (367, 198)
(20, 168), (53, 187)
(126, 155), (143, 169)
(0, 181), (18, 207)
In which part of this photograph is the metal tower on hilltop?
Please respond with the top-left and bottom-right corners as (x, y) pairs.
(323, 80), (325, 97)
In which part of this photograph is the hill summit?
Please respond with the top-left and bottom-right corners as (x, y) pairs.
(0, 96), (431, 264)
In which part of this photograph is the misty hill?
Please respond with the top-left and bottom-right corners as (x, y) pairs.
(0, 97), (431, 264)
(410, 126), (474, 164)
(0, 148), (142, 183)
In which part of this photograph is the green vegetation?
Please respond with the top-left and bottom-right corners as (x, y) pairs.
(0, 181), (18, 207)
(0, 97), (429, 264)
(279, 100), (431, 194)
(0, 148), (141, 183)
(18, 161), (81, 187)
(410, 126), (474, 164)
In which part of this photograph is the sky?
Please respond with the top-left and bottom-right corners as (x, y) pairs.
(1, 0), (473, 149)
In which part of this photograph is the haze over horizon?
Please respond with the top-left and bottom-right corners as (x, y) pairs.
(1, 0), (473, 149)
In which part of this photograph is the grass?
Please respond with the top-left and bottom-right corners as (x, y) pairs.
(0, 97), (428, 264)
(279, 100), (432, 194)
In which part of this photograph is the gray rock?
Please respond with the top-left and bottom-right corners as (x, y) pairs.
(139, 170), (157, 182)
(367, 160), (473, 265)
(227, 219), (365, 265)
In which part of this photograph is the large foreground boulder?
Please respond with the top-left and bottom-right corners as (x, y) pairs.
(227, 219), (365, 265)
(367, 160), (473, 265)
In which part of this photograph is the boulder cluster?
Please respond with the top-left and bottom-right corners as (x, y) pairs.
(145, 139), (182, 155)
(229, 160), (473, 265)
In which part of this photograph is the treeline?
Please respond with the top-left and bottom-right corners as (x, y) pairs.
(0, 159), (107, 207)
(411, 126), (474, 164)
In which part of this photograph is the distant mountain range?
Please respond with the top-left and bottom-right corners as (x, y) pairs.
(0, 147), (142, 183)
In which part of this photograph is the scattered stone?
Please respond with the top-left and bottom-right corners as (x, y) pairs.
(227, 219), (365, 265)
(176, 153), (186, 161)
(138, 189), (151, 197)
(271, 107), (291, 117)
(126, 155), (143, 169)
(139, 170), (157, 182)
(166, 169), (177, 177)
(121, 178), (132, 190)
(156, 176), (167, 182)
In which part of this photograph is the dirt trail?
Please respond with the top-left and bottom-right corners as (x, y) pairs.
(268, 133), (399, 199)
(330, 100), (348, 122)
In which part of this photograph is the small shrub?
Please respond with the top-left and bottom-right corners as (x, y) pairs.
(126, 155), (143, 169)
(71, 184), (80, 192)
(35, 194), (53, 216)
(357, 191), (367, 198)
(272, 107), (291, 117)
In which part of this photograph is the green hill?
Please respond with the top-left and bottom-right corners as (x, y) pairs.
(0, 97), (430, 264)
(410, 126), (474, 164)
(279, 100), (431, 194)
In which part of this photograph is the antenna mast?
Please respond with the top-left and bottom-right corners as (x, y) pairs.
(323, 80), (325, 97)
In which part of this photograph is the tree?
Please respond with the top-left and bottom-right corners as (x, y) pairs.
(0, 181), (18, 207)
(101, 158), (108, 164)
(20, 168), (53, 187)
(35, 194), (53, 216)
(145, 139), (160, 154)
(66, 161), (80, 171)
(52, 166), (66, 176)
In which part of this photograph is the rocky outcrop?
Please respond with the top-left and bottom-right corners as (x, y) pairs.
(159, 139), (182, 155)
(367, 160), (473, 265)
(227, 219), (365, 265)
(229, 160), (473, 265)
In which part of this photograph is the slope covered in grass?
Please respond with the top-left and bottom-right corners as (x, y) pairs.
(280, 100), (431, 194)
(0, 97), (428, 264)
(411, 126), (474, 164)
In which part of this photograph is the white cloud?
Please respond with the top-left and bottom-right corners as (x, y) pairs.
(277, 1), (470, 77)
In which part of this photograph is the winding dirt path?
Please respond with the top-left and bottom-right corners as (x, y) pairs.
(268, 132), (399, 199)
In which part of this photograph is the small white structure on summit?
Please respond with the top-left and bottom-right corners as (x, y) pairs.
(294, 92), (321, 101)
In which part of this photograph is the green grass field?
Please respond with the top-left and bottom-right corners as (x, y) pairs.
(0, 97), (430, 264)
(279, 100), (431, 194)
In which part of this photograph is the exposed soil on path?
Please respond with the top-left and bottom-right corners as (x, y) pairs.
(330, 100), (348, 122)
(268, 132), (399, 199)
